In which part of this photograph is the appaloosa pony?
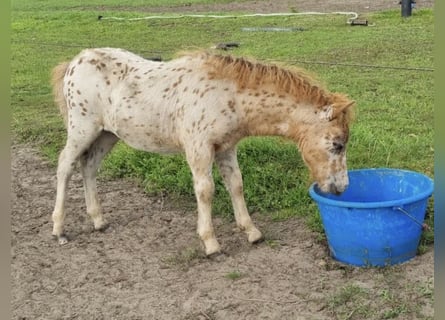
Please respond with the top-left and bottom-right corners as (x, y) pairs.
(51, 48), (355, 255)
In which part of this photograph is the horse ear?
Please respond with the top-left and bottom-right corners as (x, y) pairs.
(335, 100), (356, 120)
(319, 100), (355, 121)
(341, 100), (356, 110)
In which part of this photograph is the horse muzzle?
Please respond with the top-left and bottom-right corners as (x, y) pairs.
(328, 182), (347, 195)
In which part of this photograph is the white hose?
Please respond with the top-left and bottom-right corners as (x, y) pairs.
(99, 11), (359, 24)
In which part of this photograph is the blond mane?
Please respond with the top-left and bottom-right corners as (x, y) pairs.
(202, 53), (331, 106)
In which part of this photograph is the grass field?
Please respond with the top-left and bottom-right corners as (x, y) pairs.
(11, 1), (434, 247)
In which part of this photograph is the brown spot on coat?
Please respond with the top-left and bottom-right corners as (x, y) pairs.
(227, 100), (236, 112)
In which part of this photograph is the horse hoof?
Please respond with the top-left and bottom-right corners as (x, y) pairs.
(53, 234), (69, 245)
(251, 237), (264, 244)
(95, 222), (110, 232)
(206, 250), (227, 260)
(247, 229), (264, 244)
(202, 237), (221, 257)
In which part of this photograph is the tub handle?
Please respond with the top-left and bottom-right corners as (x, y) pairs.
(394, 206), (430, 231)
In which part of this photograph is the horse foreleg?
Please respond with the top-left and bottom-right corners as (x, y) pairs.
(186, 147), (221, 256)
(215, 148), (263, 244)
(80, 131), (118, 232)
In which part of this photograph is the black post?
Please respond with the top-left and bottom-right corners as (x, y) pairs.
(401, 0), (412, 17)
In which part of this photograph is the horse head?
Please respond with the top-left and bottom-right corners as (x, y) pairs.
(297, 94), (355, 195)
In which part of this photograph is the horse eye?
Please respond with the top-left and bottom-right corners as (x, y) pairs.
(331, 141), (344, 154)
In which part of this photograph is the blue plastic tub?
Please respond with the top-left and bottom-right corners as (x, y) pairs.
(309, 168), (434, 267)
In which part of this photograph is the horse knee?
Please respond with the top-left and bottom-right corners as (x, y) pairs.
(194, 177), (214, 204)
(231, 183), (244, 198)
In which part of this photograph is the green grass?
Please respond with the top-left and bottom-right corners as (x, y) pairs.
(224, 270), (243, 280)
(326, 279), (434, 319)
(327, 284), (372, 318)
(11, 0), (246, 11)
(11, 2), (434, 244)
(161, 246), (205, 270)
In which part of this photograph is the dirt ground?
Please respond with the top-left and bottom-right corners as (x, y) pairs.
(100, 0), (434, 13)
(11, 144), (434, 320)
(11, 1), (434, 319)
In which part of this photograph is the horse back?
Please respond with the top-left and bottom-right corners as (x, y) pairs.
(63, 48), (242, 154)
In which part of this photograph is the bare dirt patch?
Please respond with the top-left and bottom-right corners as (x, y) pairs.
(10, 144), (433, 320)
(12, 1), (434, 319)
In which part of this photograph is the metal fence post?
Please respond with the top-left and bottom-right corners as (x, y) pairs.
(401, 0), (412, 17)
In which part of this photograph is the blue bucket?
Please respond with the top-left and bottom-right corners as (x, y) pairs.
(309, 168), (434, 267)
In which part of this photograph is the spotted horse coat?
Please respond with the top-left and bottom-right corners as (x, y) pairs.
(51, 47), (355, 256)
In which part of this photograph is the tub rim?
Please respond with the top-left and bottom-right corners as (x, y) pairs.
(309, 168), (434, 209)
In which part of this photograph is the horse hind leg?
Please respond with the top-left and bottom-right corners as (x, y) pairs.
(215, 148), (263, 244)
(79, 131), (119, 233)
(52, 128), (103, 244)
(52, 146), (77, 244)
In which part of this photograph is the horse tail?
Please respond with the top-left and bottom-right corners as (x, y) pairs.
(51, 62), (70, 127)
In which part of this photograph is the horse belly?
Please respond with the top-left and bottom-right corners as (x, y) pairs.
(117, 126), (182, 154)
(104, 103), (182, 154)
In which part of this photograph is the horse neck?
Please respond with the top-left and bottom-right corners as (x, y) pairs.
(238, 89), (314, 140)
